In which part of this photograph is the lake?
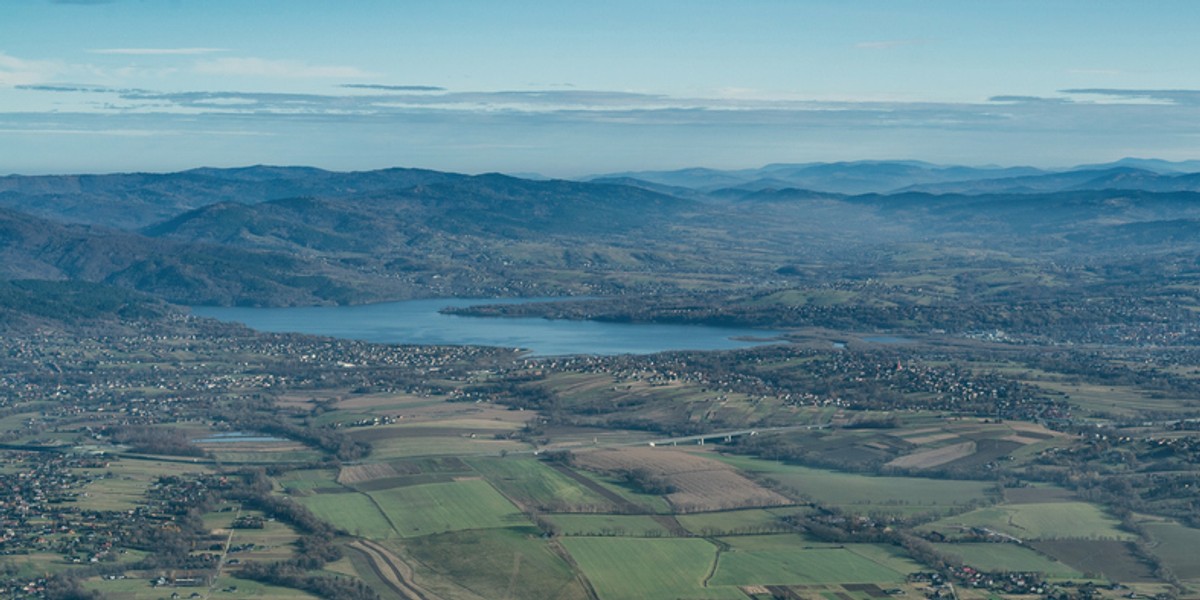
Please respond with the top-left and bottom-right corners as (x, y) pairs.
(192, 298), (783, 356)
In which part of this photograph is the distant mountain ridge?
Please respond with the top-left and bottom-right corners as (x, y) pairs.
(4, 162), (1200, 308)
(586, 158), (1200, 195)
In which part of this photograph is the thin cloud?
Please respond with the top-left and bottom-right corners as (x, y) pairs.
(989, 95), (1072, 105)
(341, 84), (445, 92)
(89, 48), (228, 56)
(1063, 88), (1200, 106)
(0, 53), (62, 87)
(194, 57), (375, 79)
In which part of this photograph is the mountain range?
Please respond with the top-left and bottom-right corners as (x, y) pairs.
(2, 159), (1200, 309)
(587, 158), (1200, 196)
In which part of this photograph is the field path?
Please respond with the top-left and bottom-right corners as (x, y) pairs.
(349, 539), (441, 600)
(547, 539), (601, 600)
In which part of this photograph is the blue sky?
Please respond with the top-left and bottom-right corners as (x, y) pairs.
(3, 0), (1199, 175)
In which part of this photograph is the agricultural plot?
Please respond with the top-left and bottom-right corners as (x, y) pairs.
(1003, 484), (1076, 504)
(570, 468), (675, 514)
(933, 543), (1083, 578)
(1027, 380), (1195, 418)
(714, 454), (994, 515)
(368, 479), (528, 537)
(467, 456), (616, 512)
(885, 441), (977, 469)
(276, 468), (339, 491)
(676, 507), (811, 537)
(296, 492), (395, 539)
(573, 448), (791, 512)
(358, 433), (529, 459)
(1142, 521), (1200, 581)
(710, 535), (920, 586)
(542, 514), (674, 537)
(399, 528), (591, 600)
(1031, 541), (1157, 582)
(561, 537), (744, 600)
(922, 502), (1132, 541)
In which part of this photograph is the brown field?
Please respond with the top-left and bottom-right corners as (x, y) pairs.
(338, 463), (402, 485)
(886, 441), (975, 469)
(572, 447), (791, 512)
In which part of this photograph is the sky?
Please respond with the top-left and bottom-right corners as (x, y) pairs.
(3, 0), (1200, 176)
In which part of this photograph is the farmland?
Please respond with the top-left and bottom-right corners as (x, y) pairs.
(922, 502), (1133, 541)
(933, 543), (1084, 578)
(709, 535), (920, 586)
(369, 479), (529, 537)
(5, 223), (1200, 600)
(713, 454), (997, 515)
(560, 537), (743, 600)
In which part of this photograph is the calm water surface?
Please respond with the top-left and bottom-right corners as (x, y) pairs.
(192, 298), (783, 356)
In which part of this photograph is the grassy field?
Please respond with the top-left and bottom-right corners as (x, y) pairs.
(710, 535), (920, 586)
(571, 468), (675, 514)
(369, 479), (528, 537)
(297, 492), (396, 539)
(713, 454), (995, 514)
(676, 507), (810, 536)
(542, 514), (674, 537)
(933, 543), (1084, 578)
(400, 528), (590, 600)
(275, 468), (339, 491)
(1031, 540), (1157, 582)
(561, 537), (744, 600)
(467, 456), (615, 511)
(1143, 520), (1200, 581)
(360, 434), (529, 459)
(923, 502), (1133, 541)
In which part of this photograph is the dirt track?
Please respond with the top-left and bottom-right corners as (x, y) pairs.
(348, 539), (440, 600)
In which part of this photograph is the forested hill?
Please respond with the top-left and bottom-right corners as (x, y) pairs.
(3, 164), (1200, 311)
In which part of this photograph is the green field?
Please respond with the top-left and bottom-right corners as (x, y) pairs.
(363, 434), (529, 459)
(676, 507), (810, 536)
(934, 543), (1084, 578)
(542, 514), (674, 537)
(369, 479), (528, 537)
(923, 502), (1133, 541)
(571, 469), (674, 514)
(710, 535), (920, 586)
(297, 492), (396, 539)
(562, 537), (744, 600)
(467, 456), (615, 511)
(1143, 521), (1200, 580)
(276, 469), (338, 491)
(400, 528), (590, 600)
(713, 454), (994, 514)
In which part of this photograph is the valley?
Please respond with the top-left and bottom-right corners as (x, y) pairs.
(1, 163), (1200, 600)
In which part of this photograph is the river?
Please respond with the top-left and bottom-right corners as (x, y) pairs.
(192, 298), (783, 356)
